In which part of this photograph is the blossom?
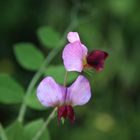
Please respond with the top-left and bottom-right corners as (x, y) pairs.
(62, 32), (108, 72)
(37, 75), (91, 125)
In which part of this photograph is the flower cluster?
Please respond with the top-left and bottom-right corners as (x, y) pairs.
(37, 32), (108, 125)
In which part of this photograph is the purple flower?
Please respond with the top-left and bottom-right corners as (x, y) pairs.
(62, 32), (108, 72)
(37, 75), (91, 125)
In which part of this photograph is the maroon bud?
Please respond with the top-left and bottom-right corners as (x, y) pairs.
(86, 50), (108, 71)
(57, 105), (75, 126)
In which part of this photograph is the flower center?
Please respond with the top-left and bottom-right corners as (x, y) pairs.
(57, 105), (75, 125)
(83, 56), (88, 67)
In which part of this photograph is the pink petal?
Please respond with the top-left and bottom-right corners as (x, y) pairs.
(62, 42), (84, 72)
(67, 32), (80, 43)
(66, 75), (91, 106)
(37, 76), (65, 107)
(67, 32), (88, 55)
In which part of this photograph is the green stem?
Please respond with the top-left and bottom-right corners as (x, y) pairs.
(63, 71), (68, 87)
(17, 1), (79, 123)
(0, 123), (8, 140)
(32, 108), (57, 140)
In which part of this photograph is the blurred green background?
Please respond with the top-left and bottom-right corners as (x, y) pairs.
(0, 0), (140, 140)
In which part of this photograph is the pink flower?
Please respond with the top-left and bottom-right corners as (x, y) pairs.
(37, 75), (91, 125)
(62, 32), (108, 72)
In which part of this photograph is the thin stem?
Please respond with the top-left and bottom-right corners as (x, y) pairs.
(63, 71), (68, 87)
(17, 2), (79, 123)
(32, 108), (57, 140)
(0, 123), (8, 140)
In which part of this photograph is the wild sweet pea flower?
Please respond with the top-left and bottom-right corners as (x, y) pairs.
(37, 75), (91, 125)
(62, 32), (108, 72)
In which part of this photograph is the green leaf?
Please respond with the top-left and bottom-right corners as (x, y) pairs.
(6, 121), (25, 140)
(26, 89), (46, 110)
(14, 43), (44, 71)
(24, 119), (50, 140)
(44, 65), (78, 84)
(37, 26), (60, 48)
(0, 74), (24, 104)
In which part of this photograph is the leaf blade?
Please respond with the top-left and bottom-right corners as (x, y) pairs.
(37, 26), (60, 48)
(6, 121), (25, 140)
(14, 43), (44, 71)
(0, 74), (24, 104)
(24, 119), (50, 140)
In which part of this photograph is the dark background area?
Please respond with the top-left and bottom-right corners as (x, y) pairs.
(0, 0), (140, 140)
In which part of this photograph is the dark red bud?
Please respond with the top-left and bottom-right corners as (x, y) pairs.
(57, 105), (75, 126)
(86, 50), (108, 71)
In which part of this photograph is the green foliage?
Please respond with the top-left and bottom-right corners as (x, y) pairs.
(44, 65), (78, 84)
(26, 89), (46, 110)
(6, 121), (25, 140)
(24, 119), (50, 140)
(5, 119), (50, 140)
(0, 74), (24, 104)
(37, 26), (61, 48)
(14, 43), (44, 71)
